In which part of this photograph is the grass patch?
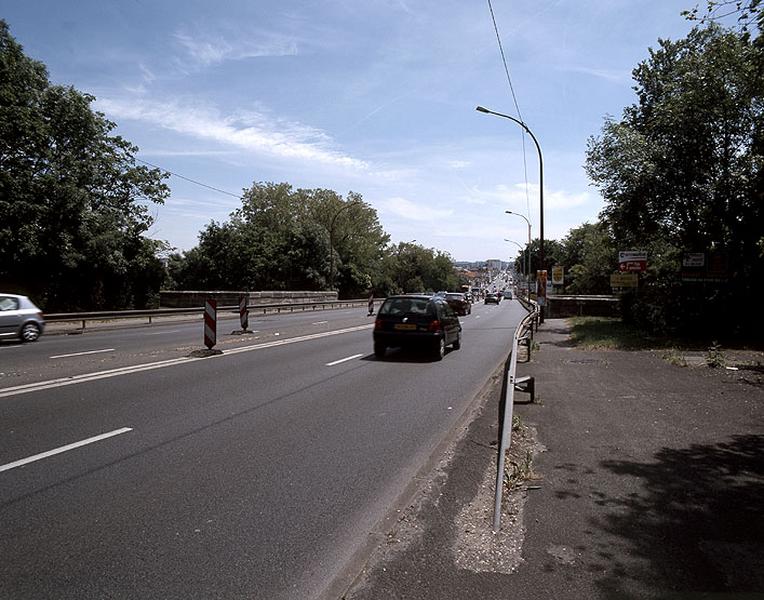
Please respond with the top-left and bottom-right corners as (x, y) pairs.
(568, 316), (666, 350)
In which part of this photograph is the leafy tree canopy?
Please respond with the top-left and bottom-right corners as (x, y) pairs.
(0, 20), (169, 310)
(585, 23), (763, 335)
(167, 182), (391, 297)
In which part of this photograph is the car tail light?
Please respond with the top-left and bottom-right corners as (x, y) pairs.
(374, 319), (383, 330)
(428, 320), (442, 332)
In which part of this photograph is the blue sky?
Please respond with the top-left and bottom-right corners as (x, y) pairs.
(4, 1), (700, 261)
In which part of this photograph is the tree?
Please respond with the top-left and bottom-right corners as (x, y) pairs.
(167, 182), (390, 297)
(558, 223), (617, 294)
(585, 24), (763, 336)
(377, 242), (461, 296)
(0, 21), (169, 310)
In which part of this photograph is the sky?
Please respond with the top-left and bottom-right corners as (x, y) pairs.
(3, 0), (702, 262)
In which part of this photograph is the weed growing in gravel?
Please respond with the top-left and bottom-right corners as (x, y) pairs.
(662, 348), (688, 367)
(706, 341), (727, 368)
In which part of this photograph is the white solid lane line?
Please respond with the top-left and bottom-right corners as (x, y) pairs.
(326, 353), (364, 367)
(312, 321), (329, 325)
(0, 427), (133, 473)
(50, 348), (116, 359)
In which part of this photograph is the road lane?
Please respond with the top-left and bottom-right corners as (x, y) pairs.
(0, 299), (525, 599)
(0, 306), (376, 386)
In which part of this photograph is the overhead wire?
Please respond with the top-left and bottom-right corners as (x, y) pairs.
(487, 0), (532, 222)
(135, 158), (243, 199)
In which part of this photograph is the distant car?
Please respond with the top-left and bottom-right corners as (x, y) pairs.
(484, 293), (500, 305)
(0, 293), (45, 342)
(373, 295), (462, 360)
(502, 290), (513, 300)
(444, 292), (471, 316)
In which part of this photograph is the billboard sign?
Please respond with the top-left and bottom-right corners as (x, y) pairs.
(610, 273), (639, 288)
(551, 265), (564, 285)
(618, 251), (647, 272)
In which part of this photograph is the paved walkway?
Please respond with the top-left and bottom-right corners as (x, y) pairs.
(344, 319), (764, 600)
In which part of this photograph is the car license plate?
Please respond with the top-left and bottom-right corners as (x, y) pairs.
(394, 323), (417, 330)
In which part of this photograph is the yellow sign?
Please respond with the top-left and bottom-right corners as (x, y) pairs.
(610, 273), (638, 288)
(551, 266), (564, 285)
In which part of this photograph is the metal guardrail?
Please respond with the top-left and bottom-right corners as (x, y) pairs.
(45, 298), (377, 329)
(493, 297), (539, 532)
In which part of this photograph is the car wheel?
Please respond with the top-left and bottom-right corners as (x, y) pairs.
(21, 322), (40, 342)
(433, 337), (445, 361)
(452, 331), (461, 350)
(374, 342), (386, 358)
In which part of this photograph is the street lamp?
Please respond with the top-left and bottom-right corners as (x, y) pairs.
(476, 105), (545, 320)
(504, 238), (531, 302)
(505, 211), (532, 302)
(329, 200), (362, 291)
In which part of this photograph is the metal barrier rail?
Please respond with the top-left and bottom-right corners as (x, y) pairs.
(45, 298), (378, 329)
(493, 298), (539, 532)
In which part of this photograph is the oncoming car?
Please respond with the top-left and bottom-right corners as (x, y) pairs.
(373, 295), (462, 360)
(0, 293), (45, 342)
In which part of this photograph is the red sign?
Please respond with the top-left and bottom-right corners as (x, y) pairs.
(618, 251), (647, 272)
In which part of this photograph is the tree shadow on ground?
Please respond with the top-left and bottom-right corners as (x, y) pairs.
(594, 434), (764, 599)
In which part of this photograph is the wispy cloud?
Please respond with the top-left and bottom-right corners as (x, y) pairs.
(447, 160), (471, 170)
(462, 183), (593, 211)
(96, 97), (368, 170)
(382, 196), (453, 221)
(173, 29), (298, 66)
(559, 65), (632, 85)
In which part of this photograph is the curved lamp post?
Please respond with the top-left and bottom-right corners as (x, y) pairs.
(476, 105), (545, 320)
(505, 211), (532, 302)
(329, 201), (362, 291)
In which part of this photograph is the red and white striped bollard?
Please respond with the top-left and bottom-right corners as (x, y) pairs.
(204, 299), (217, 349)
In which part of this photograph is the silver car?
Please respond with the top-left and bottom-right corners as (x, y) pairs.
(0, 293), (45, 342)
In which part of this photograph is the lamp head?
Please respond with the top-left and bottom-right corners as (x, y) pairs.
(475, 105), (490, 114)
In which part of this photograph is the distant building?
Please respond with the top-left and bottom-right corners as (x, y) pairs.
(486, 259), (502, 272)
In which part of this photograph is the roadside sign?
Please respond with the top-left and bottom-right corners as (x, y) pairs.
(682, 253), (705, 268)
(618, 251), (647, 272)
(610, 273), (639, 288)
(551, 266), (564, 285)
(681, 251), (729, 282)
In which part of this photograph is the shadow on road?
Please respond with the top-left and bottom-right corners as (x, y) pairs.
(594, 434), (764, 599)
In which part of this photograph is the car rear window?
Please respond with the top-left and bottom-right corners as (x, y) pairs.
(379, 298), (435, 317)
(445, 294), (463, 300)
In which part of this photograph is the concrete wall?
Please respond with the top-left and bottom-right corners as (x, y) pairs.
(160, 290), (339, 308)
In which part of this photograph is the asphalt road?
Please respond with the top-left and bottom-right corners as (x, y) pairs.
(0, 299), (526, 599)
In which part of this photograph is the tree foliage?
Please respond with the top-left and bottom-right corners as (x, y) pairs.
(585, 24), (763, 335)
(376, 242), (461, 295)
(0, 20), (169, 310)
(167, 182), (391, 297)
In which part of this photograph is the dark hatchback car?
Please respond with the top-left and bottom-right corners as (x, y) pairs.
(444, 292), (471, 316)
(373, 295), (462, 360)
(484, 292), (500, 305)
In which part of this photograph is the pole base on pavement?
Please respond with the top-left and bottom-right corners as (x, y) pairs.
(188, 348), (224, 358)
